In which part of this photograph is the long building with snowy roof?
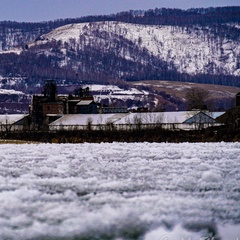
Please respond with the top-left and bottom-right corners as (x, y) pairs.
(49, 111), (224, 131)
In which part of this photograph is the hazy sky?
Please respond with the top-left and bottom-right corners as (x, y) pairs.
(0, 0), (239, 22)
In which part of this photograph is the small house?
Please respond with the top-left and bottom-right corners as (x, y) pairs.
(76, 100), (98, 114)
(0, 114), (29, 132)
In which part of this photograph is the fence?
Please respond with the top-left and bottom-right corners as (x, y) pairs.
(48, 122), (223, 131)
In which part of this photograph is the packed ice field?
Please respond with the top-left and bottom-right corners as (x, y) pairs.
(0, 142), (240, 240)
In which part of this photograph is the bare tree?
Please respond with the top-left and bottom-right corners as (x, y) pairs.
(185, 87), (210, 110)
(86, 117), (93, 131)
(133, 114), (143, 130)
(0, 118), (13, 136)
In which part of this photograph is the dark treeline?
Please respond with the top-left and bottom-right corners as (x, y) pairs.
(1, 6), (239, 30)
(2, 126), (240, 143)
(122, 7), (240, 26)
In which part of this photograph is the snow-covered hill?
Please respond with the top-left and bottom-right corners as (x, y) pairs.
(0, 7), (240, 87)
(37, 21), (240, 76)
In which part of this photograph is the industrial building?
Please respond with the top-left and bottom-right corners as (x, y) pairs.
(30, 80), (98, 129)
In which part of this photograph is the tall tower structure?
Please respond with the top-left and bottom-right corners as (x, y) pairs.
(43, 80), (57, 102)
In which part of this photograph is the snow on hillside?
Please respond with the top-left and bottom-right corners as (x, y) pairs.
(0, 89), (24, 95)
(0, 48), (22, 55)
(0, 142), (240, 239)
(41, 21), (240, 76)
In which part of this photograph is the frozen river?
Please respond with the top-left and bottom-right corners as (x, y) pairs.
(0, 142), (240, 239)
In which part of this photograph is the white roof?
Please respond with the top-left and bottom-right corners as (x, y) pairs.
(0, 114), (27, 125)
(115, 112), (187, 124)
(49, 111), (225, 126)
(76, 100), (94, 105)
(205, 112), (225, 119)
(49, 114), (124, 126)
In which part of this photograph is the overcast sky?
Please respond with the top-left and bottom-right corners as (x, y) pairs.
(0, 0), (239, 22)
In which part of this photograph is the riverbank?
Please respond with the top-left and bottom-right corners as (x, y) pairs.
(1, 126), (240, 143)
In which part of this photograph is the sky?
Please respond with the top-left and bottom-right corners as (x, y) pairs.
(0, 0), (239, 22)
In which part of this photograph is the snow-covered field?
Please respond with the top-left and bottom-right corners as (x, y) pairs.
(0, 142), (240, 240)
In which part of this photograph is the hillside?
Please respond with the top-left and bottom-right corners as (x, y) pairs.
(0, 7), (239, 85)
(0, 7), (240, 113)
(131, 80), (240, 110)
(40, 21), (240, 76)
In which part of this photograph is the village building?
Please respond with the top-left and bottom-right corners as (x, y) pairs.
(30, 80), (98, 129)
(76, 100), (98, 114)
(0, 114), (29, 132)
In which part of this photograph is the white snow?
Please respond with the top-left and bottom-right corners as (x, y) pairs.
(0, 142), (239, 239)
(1, 22), (239, 77)
(0, 48), (22, 55)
